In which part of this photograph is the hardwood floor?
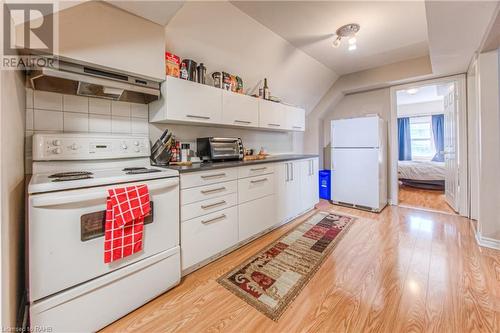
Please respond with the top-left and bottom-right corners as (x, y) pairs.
(398, 184), (456, 214)
(101, 201), (500, 333)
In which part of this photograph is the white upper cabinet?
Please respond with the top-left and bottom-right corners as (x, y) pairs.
(150, 77), (305, 132)
(150, 76), (222, 124)
(222, 91), (259, 127)
(258, 99), (286, 130)
(286, 106), (306, 131)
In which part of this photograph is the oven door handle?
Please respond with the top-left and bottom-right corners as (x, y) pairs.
(31, 178), (179, 207)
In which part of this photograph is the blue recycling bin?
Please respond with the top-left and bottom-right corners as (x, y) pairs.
(319, 170), (331, 200)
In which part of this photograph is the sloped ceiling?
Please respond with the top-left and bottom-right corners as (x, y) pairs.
(425, 0), (499, 75)
(104, 1), (185, 26)
(231, 1), (429, 75)
(164, 1), (338, 113)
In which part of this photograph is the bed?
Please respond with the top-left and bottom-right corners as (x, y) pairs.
(398, 160), (445, 190)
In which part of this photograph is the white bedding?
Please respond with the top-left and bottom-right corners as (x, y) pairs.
(398, 161), (445, 181)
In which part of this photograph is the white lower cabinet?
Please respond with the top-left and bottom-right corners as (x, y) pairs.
(238, 195), (276, 241)
(181, 206), (238, 271)
(276, 158), (319, 224)
(179, 158), (317, 273)
(299, 158), (319, 213)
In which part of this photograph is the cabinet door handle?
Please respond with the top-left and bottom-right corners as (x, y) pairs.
(201, 200), (226, 209)
(201, 173), (226, 179)
(200, 186), (226, 194)
(186, 114), (210, 120)
(293, 126), (302, 129)
(250, 178), (268, 184)
(234, 120), (251, 124)
(250, 167), (267, 171)
(285, 163), (289, 182)
(290, 163), (294, 181)
(201, 214), (226, 225)
(268, 123), (281, 127)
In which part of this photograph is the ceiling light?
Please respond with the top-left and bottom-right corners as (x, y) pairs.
(406, 88), (419, 95)
(332, 23), (360, 50)
(333, 37), (341, 48)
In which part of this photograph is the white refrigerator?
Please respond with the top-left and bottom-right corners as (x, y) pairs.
(330, 116), (387, 212)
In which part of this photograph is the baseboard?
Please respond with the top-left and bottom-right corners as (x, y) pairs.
(475, 232), (500, 251)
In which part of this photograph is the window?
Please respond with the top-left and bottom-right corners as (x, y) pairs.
(410, 116), (435, 160)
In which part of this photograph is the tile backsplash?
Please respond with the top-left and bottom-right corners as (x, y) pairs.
(25, 88), (149, 173)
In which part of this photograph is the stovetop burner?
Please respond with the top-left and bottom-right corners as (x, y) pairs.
(48, 171), (93, 178)
(51, 175), (94, 182)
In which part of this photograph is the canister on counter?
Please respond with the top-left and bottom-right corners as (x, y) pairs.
(212, 72), (222, 88)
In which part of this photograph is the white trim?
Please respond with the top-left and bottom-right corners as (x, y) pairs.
(475, 232), (500, 251)
(389, 75), (469, 217)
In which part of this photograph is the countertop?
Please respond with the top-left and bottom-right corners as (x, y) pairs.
(161, 154), (319, 174)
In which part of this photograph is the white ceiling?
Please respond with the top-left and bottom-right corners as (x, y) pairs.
(101, 1), (498, 77)
(396, 85), (445, 105)
(105, 1), (185, 26)
(231, 1), (429, 75)
(425, 1), (499, 75)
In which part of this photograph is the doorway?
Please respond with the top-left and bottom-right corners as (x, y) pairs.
(389, 75), (468, 215)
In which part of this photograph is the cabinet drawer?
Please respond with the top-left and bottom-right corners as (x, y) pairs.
(238, 195), (276, 241)
(181, 180), (237, 206)
(180, 168), (238, 189)
(238, 174), (275, 204)
(181, 193), (237, 221)
(181, 206), (238, 270)
(237, 163), (274, 179)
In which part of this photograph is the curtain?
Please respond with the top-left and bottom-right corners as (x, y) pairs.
(432, 114), (445, 162)
(398, 117), (412, 161)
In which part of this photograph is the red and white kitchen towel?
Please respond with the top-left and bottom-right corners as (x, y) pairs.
(104, 184), (150, 263)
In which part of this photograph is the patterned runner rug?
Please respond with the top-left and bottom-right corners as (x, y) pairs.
(217, 211), (355, 321)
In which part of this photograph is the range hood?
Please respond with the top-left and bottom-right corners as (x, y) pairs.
(28, 59), (161, 104)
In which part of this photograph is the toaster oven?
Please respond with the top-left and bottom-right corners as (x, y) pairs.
(196, 137), (244, 161)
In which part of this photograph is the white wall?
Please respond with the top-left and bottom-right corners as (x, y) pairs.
(476, 49), (500, 244)
(164, 1), (337, 112)
(0, 69), (26, 329)
(150, 124), (300, 156)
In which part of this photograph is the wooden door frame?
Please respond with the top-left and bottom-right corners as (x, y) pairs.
(389, 74), (469, 217)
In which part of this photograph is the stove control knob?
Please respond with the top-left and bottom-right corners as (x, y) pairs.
(52, 140), (61, 146)
(121, 143), (128, 150)
(134, 141), (140, 146)
(53, 148), (62, 154)
(134, 147), (140, 153)
(70, 144), (78, 151)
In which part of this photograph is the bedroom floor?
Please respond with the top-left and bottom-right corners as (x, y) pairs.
(398, 184), (456, 214)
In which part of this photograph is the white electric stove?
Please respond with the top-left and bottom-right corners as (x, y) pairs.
(28, 133), (181, 332)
